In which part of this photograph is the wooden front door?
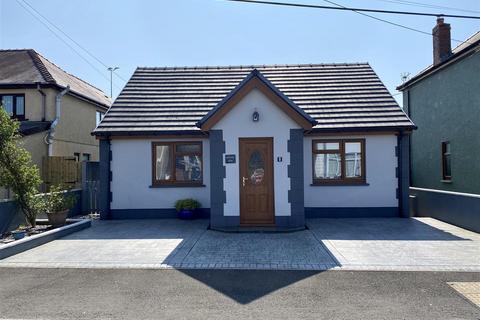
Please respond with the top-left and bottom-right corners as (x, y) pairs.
(239, 138), (274, 225)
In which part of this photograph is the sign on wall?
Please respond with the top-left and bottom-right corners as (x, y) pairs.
(225, 154), (236, 164)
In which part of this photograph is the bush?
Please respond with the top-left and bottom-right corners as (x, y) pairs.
(174, 199), (201, 212)
(0, 108), (44, 227)
(43, 185), (78, 214)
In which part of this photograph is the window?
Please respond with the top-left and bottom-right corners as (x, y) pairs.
(74, 152), (80, 162)
(82, 153), (91, 162)
(312, 139), (365, 185)
(442, 141), (451, 181)
(152, 142), (203, 186)
(1, 94), (25, 120)
(96, 111), (105, 126)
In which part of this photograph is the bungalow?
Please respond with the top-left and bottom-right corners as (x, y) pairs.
(94, 63), (415, 230)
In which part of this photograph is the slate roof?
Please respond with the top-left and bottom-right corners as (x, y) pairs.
(0, 49), (111, 108)
(95, 63), (414, 136)
(398, 31), (480, 90)
(197, 69), (317, 128)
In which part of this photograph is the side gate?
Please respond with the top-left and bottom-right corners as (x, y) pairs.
(81, 161), (100, 214)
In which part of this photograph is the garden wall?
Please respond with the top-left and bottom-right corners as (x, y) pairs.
(0, 189), (82, 235)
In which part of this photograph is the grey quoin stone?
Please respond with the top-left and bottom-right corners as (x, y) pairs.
(397, 133), (410, 218)
(286, 129), (305, 228)
(209, 130), (231, 228)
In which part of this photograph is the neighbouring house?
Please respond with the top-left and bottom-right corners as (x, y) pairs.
(94, 63), (415, 230)
(0, 49), (111, 198)
(397, 19), (480, 233)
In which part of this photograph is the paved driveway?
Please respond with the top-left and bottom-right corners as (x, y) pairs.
(0, 217), (479, 271)
(308, 218), (480, 271)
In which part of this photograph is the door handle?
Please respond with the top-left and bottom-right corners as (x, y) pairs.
(242, 176), (248, 187)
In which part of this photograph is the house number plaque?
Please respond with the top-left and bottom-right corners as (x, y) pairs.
(225, 154), (236, 164)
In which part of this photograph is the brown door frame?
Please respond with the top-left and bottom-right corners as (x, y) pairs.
(239, 137), (275, 226)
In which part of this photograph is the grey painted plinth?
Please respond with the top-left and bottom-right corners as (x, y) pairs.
(0, 219), (91, 260)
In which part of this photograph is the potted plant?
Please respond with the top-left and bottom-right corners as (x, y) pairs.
(11, 225), (27, 240)
(174, 198), (201, 219)
(43, 185), (78, 227)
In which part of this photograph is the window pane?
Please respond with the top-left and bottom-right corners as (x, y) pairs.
(96, 111), (104, 126)
(315, 142), (340, 151)
(314, 153), (341, 179)
(16, 96), (25, 116)
(444, 154), (451, 177)
(156, 145), (173, 180)
(176, 143), (201, 153)
(2, 96), (13, 115)
(82, 154), (90, 162)
(444, 142), (451, 154)
(175, 155), (202, 181)
(345, 142), (362, 178)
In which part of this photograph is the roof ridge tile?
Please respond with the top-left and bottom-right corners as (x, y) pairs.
(26, 49), (55, 83)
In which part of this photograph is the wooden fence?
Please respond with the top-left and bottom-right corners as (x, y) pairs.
(42, 156), (81, 189)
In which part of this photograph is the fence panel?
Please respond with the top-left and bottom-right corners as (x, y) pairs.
(42, 156), (81, 189)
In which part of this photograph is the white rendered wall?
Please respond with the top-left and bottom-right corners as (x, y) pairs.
(304, 135), (398, 207)
(110, 139), (210, 209)
(212, 88), (301, 216)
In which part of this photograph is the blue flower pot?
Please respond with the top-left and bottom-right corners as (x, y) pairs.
(178, 209), (195, 220)
(12, 230), (26, 240)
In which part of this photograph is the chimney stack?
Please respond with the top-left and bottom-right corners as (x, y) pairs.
(432, 17), (452, 65)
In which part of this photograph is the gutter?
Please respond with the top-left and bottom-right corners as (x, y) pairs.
(36, 83), (46, 121)
(45, 86), (70, 156)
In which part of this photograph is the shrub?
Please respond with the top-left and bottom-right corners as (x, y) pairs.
(174, 199), (201, 212)
(0, 108), (44, 227)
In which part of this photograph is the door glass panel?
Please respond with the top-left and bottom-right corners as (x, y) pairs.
(248, 150), (265, 185)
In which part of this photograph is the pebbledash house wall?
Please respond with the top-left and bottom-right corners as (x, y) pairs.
(109, 138), (210, 218)
(304, 134), (399, 217)
(105, 88), (403, 221)
(209, 88), (303, 228)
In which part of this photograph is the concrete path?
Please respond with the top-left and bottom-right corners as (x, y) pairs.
(0, 217), (479, 271)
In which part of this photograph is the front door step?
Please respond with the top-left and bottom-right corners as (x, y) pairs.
(208, 225), (306, 233)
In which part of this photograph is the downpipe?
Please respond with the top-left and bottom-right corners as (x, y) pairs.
(45, 85), (70, 156)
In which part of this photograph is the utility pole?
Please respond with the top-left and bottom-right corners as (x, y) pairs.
(107, 67), (119, 98)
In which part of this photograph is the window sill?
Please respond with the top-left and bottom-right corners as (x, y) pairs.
(311, 181), (369, 186)
(440, 179), (452, 184)
(150, 184), (206, 188)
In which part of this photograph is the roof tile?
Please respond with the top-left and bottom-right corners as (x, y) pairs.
(95, 63), (414, 135)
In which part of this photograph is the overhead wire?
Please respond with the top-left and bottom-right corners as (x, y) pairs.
(20, 0), (129, 83)
(15, 0), (125, 91)
(226, 0), (480, 19)
(228, 0), (474, 44)
(368, 0), (480, 15)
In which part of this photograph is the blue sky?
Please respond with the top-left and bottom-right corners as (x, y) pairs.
(1, 0), (479, 102)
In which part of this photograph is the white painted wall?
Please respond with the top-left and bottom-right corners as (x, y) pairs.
(110, 139), (210, 209)
(304, 135), (398, 207)
(212, 88), (301, 216)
